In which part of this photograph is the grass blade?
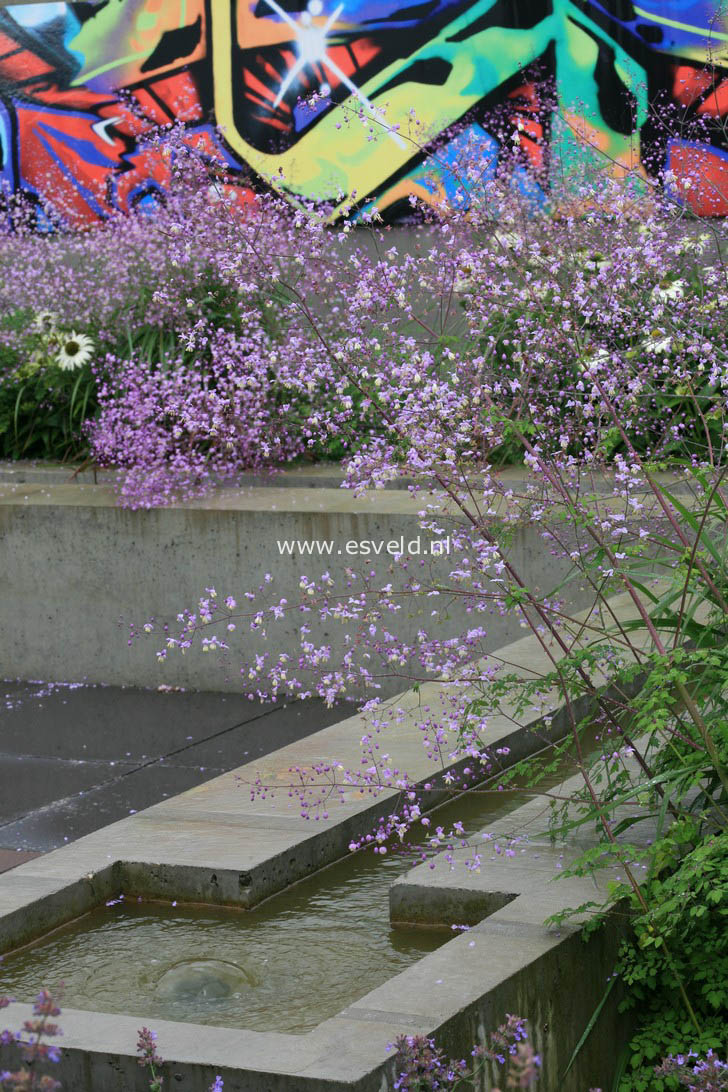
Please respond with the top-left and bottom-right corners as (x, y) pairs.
(562, 975), (617, 1079)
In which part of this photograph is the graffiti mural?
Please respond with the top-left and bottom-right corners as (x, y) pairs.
(1, 0), (728, 225)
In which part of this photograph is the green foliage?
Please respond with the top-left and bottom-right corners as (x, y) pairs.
(113, 269), (243, 366)
(621, 1015), (726, 1092)
(615, 834), (728, 1090)
(468, 463), (728, 1087)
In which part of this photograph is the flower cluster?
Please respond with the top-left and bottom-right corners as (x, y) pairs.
(4, 113), (727, 498)
(390, 1014), (540, 1090)
(130, 110), (728, 1092)
(136, 1027), (164, 1092)
(656, 1050), (728, 1090)
(136, 1027), (224, 1092)
(0, 990), (62, 1092)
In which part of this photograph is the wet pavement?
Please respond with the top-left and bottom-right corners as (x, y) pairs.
(0, 680), (345, 857)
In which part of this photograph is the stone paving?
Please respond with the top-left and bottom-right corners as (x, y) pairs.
(0, 680), (343, 853)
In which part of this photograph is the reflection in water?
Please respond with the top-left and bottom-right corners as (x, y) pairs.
(154, 959), (259, 1001)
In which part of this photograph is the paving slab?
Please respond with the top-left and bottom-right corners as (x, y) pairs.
(0, 680), (333, 761)
(0, 682), (343, 853)
(0, 755), (137, 825)
(0, 765), (231, 852)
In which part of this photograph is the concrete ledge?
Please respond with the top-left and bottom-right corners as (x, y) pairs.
(0, 461), (692, 492)
(385, 756), (663, 1090)
(389, 883), (516, 927)
(0, 462), (361, 492)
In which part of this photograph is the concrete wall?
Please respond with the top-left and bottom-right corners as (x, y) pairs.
(440, 916), (631, 1092)
(0, 478), (595, 694)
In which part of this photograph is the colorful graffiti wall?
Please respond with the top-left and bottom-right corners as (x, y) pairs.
(1, 0), (728, 225)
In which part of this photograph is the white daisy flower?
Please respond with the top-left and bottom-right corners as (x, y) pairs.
(577, 249), (611, 272)
(493, 231), (522, 251)
(56, 332), (94, 371)
(579, 347), (611, 374)
(651, 279), (686, 303)
(33, 311), (58, 333)
(644, 335), (673, 355)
